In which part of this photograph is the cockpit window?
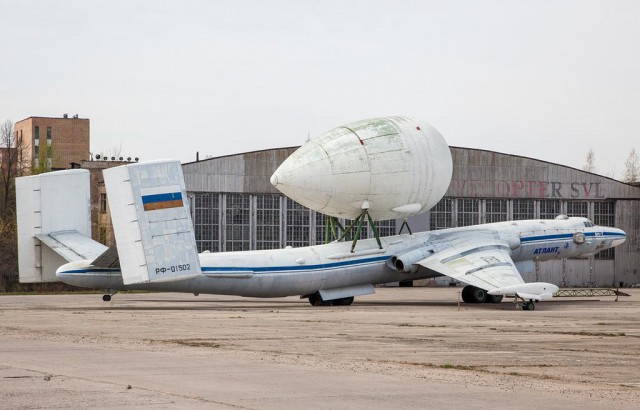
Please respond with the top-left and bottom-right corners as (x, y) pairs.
(583, 220), (594, 228)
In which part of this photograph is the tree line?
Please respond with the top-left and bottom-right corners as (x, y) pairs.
(582, 148), (640, 183)
(0, 119), (72, 292)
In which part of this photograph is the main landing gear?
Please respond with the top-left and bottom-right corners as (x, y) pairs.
(461, 285), (503, 304)
(513, 296), (536, 311)
(308, 292), (354, 307)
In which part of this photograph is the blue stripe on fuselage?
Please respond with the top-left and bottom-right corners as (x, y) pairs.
(520, 231), (625, 244)
(201, 255), (390, 274)
(61, 255), (390, 276)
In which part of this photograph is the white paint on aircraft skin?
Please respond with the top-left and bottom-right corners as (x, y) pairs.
(270, 116), (452, 221)
(52, 216), (626, 301)
(14, 116), (628, 307)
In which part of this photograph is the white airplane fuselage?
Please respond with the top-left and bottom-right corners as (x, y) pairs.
(56, 217), (626, 298)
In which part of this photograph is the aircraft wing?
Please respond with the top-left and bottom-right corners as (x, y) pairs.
(416, 230), (525, 291)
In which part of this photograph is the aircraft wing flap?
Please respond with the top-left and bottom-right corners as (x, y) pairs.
(417, 231), (524, 291)
(36, 231), (109, 263)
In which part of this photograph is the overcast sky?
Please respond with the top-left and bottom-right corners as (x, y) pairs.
(1, 0), (638, 178)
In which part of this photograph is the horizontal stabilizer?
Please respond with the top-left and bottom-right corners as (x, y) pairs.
(36, 232), (108, 263)
(90, 247), (120, 268)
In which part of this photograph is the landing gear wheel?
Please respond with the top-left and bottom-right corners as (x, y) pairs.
(522, 301), (535, 311)
(102, 294), (111, 302)
(461, 286), (475, 303)
(471, 287), (487, 303)
(332, 296), (354, 306)
(487, 295), (503, 303)
(308, 292), (332, 307)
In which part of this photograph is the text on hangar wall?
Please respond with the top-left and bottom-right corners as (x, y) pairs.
(449, 180), (607, 199)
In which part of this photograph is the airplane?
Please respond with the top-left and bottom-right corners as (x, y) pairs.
(16, 160), (626, 311)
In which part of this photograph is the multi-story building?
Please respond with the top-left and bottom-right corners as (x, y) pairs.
(77, 159), (136, 247)
(14, 115), (90, 170)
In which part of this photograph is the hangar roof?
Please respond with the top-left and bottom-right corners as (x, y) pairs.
(182, 146), (640, 200)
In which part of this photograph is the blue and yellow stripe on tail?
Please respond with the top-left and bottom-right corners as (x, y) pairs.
(142, 192), (183, 211)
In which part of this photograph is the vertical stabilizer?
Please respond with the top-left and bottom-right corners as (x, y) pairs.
(103, 160), (201, 285)
(16, 170), (92, 283)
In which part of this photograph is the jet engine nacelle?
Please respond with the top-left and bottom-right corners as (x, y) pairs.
(270, 116), (453, 221)
(388, 247), (433, 274)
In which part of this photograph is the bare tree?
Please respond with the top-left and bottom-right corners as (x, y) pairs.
(582, 149), (596, 173)
(0, 119), (26, 291)
(0, 215), (17, 291)
(622, 148), (640, 183)
(96, 143), (124, 161)
(0, 120), (27, 215)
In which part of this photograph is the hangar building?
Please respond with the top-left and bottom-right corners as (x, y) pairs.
(182, 147), (640, 287)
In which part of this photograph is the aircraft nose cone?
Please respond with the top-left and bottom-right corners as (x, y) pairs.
(611, 228), (627, 247)
(271, 142), (334, 211)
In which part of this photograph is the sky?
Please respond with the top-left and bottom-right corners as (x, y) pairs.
(1, 0), (639, 178)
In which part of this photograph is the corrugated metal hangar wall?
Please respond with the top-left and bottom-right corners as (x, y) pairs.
(182, 147), (640, 287)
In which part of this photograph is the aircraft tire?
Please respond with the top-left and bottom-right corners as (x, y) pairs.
(487, 295), (503, 303)
(102, 294), (111, 302)
(461, 286), (475, 303)
(308, 292), (332, 307)
(522, 301), (535, 311)
(332, 296), (354, 306)
(471, 287), (487, 303)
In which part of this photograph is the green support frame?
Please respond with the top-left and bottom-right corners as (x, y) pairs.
(323, 210), (384, 253)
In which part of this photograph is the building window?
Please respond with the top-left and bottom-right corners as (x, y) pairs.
(47, 126), (51, 141)
(256, 194), (280, 250)
(99, 193), (107, 213)
(34, 126), (39, 141)
(315, 212), (328, 245)
(225, 193), (251, 251)
(512, 199), (534, 220)
(376, 219), (396, 237)
(539, 200), (560, 219)
(343, 217), (369, 241)
(594, 201), (615, 260)
(485, 199), (507, 223)
(285, 197), (310, 247)
(430, 198), (452, 230)
(457, 199), (479, 227)
(566, 201), (588, 217)
(194, 192), (220, 253)
(593, 201), (615, 226)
